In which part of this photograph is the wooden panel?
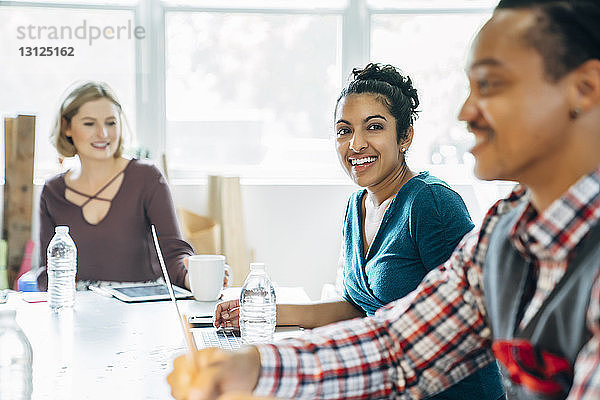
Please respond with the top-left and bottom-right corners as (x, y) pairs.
(208, 175), (250, 286)
(3, 115), (36, 287)
(177, 207), (221, 255)
(2, 117), (14, 286)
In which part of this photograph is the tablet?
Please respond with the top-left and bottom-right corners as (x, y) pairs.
(100, 283), (193, 303)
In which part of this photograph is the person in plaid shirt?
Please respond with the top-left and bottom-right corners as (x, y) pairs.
(168, 0), (600, 399)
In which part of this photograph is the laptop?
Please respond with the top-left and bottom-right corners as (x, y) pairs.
(151, 225), (241, 350)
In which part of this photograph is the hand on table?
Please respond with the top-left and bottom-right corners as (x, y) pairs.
(167, 347), (261, 400)
(214, 299), (240, 329)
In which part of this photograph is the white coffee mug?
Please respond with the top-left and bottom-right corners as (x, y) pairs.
(187, 255), (229, 301)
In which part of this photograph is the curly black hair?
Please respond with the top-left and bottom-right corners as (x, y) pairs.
(335, 63), (419, 144)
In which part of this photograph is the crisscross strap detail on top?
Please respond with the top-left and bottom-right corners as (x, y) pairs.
(65, 169), (125, 208)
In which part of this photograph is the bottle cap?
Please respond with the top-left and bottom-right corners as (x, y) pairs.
(55, 226), (69, 234)
(250, 262), (266, 270)
(18, 272), (39, 292)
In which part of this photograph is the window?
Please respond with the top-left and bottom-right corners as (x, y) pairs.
(0, 4), (136, 182)
(1, 0), (497, 184)
(165, 10), (344, 181)
(370, 10), (492, 179)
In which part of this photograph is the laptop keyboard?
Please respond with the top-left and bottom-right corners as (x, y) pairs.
(195, 329), (242, 350)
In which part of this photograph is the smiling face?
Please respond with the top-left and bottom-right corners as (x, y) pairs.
(64, 98), (122, 162)
(459, 9), (573, 183)
(335, 93), (408, 188)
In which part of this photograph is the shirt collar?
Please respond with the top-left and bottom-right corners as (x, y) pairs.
(510, 165), (600, 261)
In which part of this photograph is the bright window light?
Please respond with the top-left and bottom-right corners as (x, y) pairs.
(0, 5), (136, 182)
(370, 11), (491, 182)
(165, 11), (344, 181)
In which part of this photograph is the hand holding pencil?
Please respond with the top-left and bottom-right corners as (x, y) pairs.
(168, 347), (262, 400)
(168, 318), (263, 400)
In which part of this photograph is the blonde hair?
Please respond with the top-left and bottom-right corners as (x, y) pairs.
(51, 81), (126, 158)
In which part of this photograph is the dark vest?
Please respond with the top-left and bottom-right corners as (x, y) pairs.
(483, 204), (600, 400)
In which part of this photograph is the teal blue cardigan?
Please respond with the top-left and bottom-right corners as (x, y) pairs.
(342, 172), (475, 314)
(342, 172), (504, 400)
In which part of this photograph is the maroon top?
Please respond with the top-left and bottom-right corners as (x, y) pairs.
(37, 159), (193, 290)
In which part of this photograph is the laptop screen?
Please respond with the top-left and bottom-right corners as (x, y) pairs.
(151, 225), (241, 350)
(150, 225), (193, 351)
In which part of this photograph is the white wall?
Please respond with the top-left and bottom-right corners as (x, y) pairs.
(171, 183), (357, 300)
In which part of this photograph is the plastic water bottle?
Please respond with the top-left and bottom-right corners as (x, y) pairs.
(0, 309), (33, 399)
(47, 226), (77, 311)
(239, 263), (276, 344)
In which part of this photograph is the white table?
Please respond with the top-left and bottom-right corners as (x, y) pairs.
(4, 287), (309, 400)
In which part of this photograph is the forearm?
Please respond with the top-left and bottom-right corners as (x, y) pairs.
(170, 251), (193, 288)
(146, 170), (193, 288)
(255, 315), (399, 399)
(277, 300), (364, 329)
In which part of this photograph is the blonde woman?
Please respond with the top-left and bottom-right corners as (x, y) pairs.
(37, 82), (193, 290)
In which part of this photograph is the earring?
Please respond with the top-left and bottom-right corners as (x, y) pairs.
(401, 147), (406, 152)
(569, 106), (582, 120)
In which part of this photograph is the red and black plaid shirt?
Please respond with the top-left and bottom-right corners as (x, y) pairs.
(254, 166), (600, 399)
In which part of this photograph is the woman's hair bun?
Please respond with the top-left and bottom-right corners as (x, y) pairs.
(336, 63), (419, 142)
(351, 63), (419, 112)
